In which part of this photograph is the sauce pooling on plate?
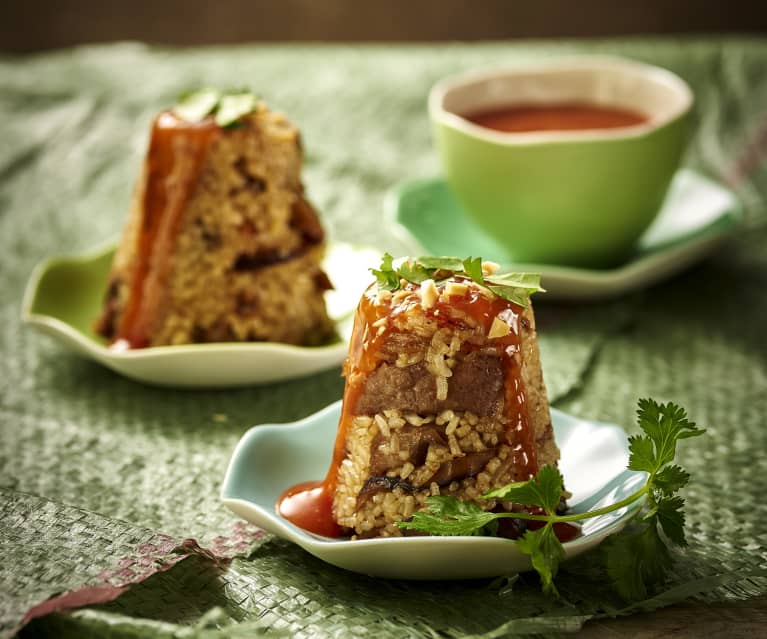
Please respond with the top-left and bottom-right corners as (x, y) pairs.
(463, 103), (647, 133)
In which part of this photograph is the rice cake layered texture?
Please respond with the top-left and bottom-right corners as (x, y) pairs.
(95, 100), (334, 348)
(330, 266), (559, 538)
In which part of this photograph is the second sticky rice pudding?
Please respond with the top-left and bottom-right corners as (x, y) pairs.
(95, 89), (334, 349)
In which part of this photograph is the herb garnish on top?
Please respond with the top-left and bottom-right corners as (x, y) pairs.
(370, 254), (545, 308)
(173, 88), (259, 128)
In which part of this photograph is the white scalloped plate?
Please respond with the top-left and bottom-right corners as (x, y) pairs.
(222, 401), (646, 580)
(22, 242), (379, 387)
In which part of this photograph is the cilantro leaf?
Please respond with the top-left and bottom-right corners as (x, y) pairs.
(396, 496), (499, 536)
(517, 524), (565, 597)
(484, 465), (564, 514)
(627, 434), (656, 474)
(368, 254), (544, 307)
(485, 284), (534, 308)
(173, 88), (260, 127)
(654, 495), (687, 546)
(370, 253), (400, 291)
(653, 465), (690, 495)
(485, 273), (545, 307)
(485, 271), (545, 290)
(426, 495), (482, 518)
(604, 522), (671, 601)
(484, 273), (545, 308)
(462, 256), (485, 285)
(636, 399), (704, 468)
(602, 400), (702, 598)
(415, 256), (465, 271)
(173, 88), (220, 123)
(216, 91), (259, 127)
(378, 252), (394, 272)
(396, 260), (433, 284)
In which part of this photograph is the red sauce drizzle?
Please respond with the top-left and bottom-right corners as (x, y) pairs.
(277, 298), (372, 536)
(112, 111), (219, 349)
(527, 520), (581, 543)
(276, 480), (340, 538)
(277, 280), (539, 536)
(464, 103), (647, 134)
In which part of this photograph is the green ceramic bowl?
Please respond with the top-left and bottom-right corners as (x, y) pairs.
(429, 57), (693, 267)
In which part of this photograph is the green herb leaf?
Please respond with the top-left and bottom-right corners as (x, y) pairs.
(370, 253), (400, 291)
(396, 259), (433, 284)
(485, 271), (545, 290)
(462, 256), (485, 285)
(485, 284), (534, 308)
(517, 524), (565, 597)
(636, 399), (704, 469)
(653, 465), (690, 495)
(654, 495), (687, 546)
(397, 496), (499, 536)
(395, 397), (704, 602)
(627, 434), (656, 474)
(173, 88), (220, 123)
(216, 91), (259, 127)
(605, 400), (703, 597)
(427, 495), (484, 519)
(604, 522), (671, 601)
(415, 256), (465, 271)
(173, 88), (260, 127)
(483, 465), (563, 514)
(485, 273), (546, 309)
(369, 254), (544, 306)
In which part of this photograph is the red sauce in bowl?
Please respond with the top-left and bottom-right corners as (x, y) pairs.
(463, 103), (647, 133)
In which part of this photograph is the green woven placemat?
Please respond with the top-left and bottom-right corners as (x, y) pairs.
(2, 37), (767, 638)
(1, 490), (269, 636)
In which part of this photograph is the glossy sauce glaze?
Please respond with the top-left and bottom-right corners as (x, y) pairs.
(527, 520), (580, 543)
(112, 111), (219, 349)
(277, 278), (541, 538)
(464, 103), (647, 133)
(276, 480), (341, 538)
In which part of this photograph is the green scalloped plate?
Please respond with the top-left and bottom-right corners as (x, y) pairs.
(387, 169), (742, 301)
(22, 241), (378, 387)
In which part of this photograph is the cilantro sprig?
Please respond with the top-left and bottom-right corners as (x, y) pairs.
(397, 399), (704, 599)
(173, 88), (259, 127)
(370, 254), (545, 308)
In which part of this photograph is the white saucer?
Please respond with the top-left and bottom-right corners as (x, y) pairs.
(222, 401), (645, 580)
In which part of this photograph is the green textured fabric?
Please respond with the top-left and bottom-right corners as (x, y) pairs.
(2, 37), (767, 638)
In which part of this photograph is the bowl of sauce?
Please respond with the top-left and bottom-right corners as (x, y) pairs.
(429, 57), (693, 267)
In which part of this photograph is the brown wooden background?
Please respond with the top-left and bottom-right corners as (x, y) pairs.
(2, 0), (767, 52)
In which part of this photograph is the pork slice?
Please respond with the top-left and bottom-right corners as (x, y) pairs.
(445, 350), (503, 416)
(356, 362), (437, 415)
(356, 350), (503, 416)
(369, 424), (447, 475)
(427, 449), (496, 486)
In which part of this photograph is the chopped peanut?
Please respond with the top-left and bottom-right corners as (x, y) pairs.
(420, 278), (438, 309)
(488, 315), (511, 338)
(443, 281), (469, 298)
